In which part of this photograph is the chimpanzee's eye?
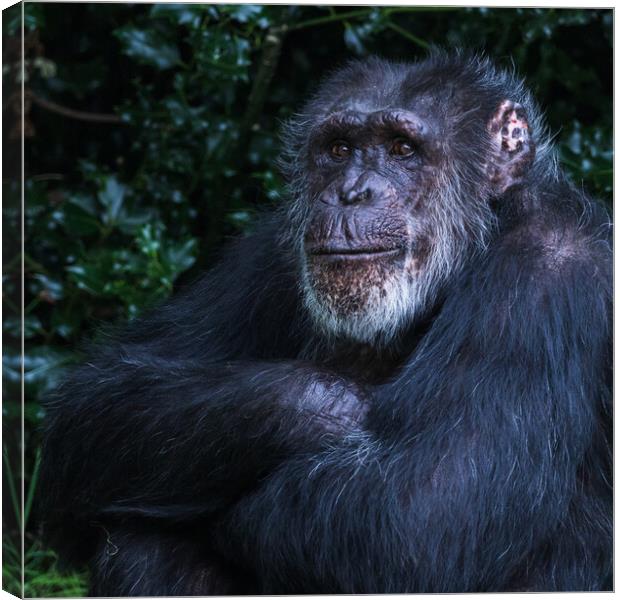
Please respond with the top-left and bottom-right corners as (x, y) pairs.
(390, 138), (415, 157)
(329, 140), (352, 160)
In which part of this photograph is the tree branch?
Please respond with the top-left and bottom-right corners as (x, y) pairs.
(241, 27), (284, 136)
(286, 9), (373, 32)
(29, 92), (124, 124)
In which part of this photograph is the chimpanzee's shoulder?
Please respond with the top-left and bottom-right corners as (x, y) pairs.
(494, 188), (611, 280)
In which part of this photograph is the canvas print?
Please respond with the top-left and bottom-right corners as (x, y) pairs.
(2, 3), (612, 596)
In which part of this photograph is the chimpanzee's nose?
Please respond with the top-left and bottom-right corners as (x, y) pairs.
(339, 172), (375, 205)
(340, 186), (371, 205)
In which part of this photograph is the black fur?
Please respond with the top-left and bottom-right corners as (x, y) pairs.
(40, 52), (612, 594)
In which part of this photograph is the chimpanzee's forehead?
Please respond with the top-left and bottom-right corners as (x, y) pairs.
(306, 57), (501, 133)
(319, 91), (443, 125)
(308, 108), (435, 145)
(316, 67), (455, 121)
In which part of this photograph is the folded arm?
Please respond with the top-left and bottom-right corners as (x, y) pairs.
(40, 222), (367, 556)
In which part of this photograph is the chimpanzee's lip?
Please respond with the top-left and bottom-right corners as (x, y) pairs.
(308, 246), (403, 260)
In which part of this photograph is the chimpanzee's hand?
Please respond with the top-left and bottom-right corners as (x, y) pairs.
(297, 373), (370, 437)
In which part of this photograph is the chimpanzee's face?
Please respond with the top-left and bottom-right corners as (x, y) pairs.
(299, 107), (448, 344)
(290, 73), (535, 345)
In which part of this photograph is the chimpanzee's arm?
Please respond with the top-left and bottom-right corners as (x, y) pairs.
(215, 223), (612, 593)
(40, 219), (366, 549)
(42, 359), (364, 516)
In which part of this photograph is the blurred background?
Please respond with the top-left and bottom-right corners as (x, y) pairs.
(2, 4), (612, 596)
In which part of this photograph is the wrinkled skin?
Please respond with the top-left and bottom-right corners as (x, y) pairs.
(304, 110), (435, 319)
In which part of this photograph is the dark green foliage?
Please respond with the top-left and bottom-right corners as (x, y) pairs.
(2, 4), (611, 596)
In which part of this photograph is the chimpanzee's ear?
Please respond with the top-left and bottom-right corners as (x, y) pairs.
(486, 100), (536, 195)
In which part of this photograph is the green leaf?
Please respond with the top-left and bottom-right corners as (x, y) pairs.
(68, 193), (99, 215)
(150, 4), (203, 27)
(116, 27), (181, 70)
(31, 274), (64, 302)
(116, 209), (157, 235)
(163, 238), (197, 272)
(136, 224), (162, 257)
(222, 4), (264, 24)
(62, 201), (102, 236)
(344, 24), (366, 55)
(4, 316), (44, 339)
(66, 263), (108, 295)
(23, 347), (75, 396)
(2, 350), (22, 386)
(98, 176), (126, 225)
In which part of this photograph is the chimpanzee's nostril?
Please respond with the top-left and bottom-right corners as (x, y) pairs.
(341, 187), (371, 205)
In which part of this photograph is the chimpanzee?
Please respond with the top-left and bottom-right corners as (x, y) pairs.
(40, 51), (612, 595)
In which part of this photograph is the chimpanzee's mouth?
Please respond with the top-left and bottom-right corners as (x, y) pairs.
(308, 246), (404, 261)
